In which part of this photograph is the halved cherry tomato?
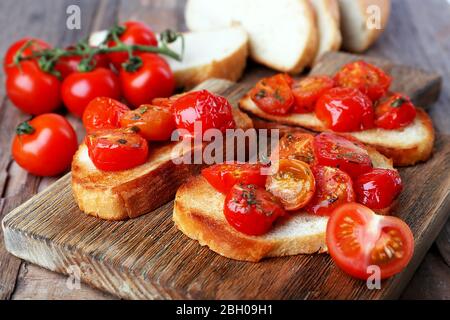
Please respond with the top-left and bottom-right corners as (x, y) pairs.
(374, 93), (417, 130)
(272, 132), (315, 164)
(315, 87), (375, 132)
(334, 60), (392, 102)
(85, 129), (148, 171)
(224, 184), (286, 236)
(250, 74), (294, 115)
(313, 133), (373, 178)
(326, 203), (414, 280)
(305, 165), (355, 216)
(266, 159), (315, 211)
(4, 38), (51, 73)
(202, 163), (267, 194)
(120, 104), (176, 141)
(82, 97), (130, 133)
(55, 48), (110, 79)
(355, 169), (403, 210)
(291, 76), (335, 113)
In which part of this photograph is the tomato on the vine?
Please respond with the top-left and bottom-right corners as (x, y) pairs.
(4, 37), (51, 73)
(250, 74), (294, 115)
(291, 75), (335, 113)
(55, 48), (110, 79)
(82, 97), (130, 133)
(374, 93), (417, 130)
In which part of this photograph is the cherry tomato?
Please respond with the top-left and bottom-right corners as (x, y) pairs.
(250, 74), (294, 115)
(355, 169), (403, 210)
(82, 97), (129, 133)
(313, 132), (373, 178)
(152, 93), (187, 111)
(4, 38), (51, 73)
(11, 114), (78, 176)
(119, 53), (175, 108)
(6, 60), (62, 115)
(326, 203), (414, 280)
(374, 93), (417, 130)
(315, 87), (375, 132)
(173, 90), (236, 136)
(120, 104), (176, 141)
(61, 67), (121, 117)
(224, 184), (286, 236)
(55, 48), (110, 79)
(85, 129), (148, 171)
(291, 76), (335, 113)
(201, 163), (267, 194)
(272, 132), (315, 164)
(266, 159), (315, 211)
(305, 165), (355, 216)
(334, 60), (392, 102)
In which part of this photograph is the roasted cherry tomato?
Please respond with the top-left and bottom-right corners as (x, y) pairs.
(152, 93), (187, 111)
(6, 60), (62, 115)
(272, 132), (315, 164)
(355, 168), (403, 210)
(4, 38), (51, 73)
(266, 159), (315, 211)
(173, 90), (236, 136)
(374, 93), (417, 130)
(291, 76), (335, 113)
(55, 48), (110, 79)
(11, 114), (78, 176)
(313, 133), (373, 178)
(85, 129), (148, 171)
(315, 87), (374, 132)
(119, 53), (175, 108)
(334, 60), (392, 102)
(326, 203), (414, 280)
(61, 67), (121, 117)
(201, 163), (267, 194)
(250, 74), (294, 115)
(224, 184), (286, 236)
(120, 104), (176, 141)
(82, 97), (130, 133)
(305, 165), (355, 216)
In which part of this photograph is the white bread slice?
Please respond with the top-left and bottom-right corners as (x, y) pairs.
(338, 0), (391, 53)
(185, 0), (319, 74)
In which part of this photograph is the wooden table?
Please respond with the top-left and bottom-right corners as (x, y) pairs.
(0, 0), (448, 300)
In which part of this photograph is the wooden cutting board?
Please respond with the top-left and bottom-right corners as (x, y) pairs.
(2, 53), (448, 300)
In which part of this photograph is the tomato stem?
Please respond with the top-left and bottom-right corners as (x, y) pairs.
(16, 120), (35, 135)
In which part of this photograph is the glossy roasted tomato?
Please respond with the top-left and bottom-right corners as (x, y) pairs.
(224, 184), (286, 236)
(120, 104), (176, 141)
(201, 163), (267, 194)
(326, 203), (414, 280)
(313, 133), (373, 178)
(173, 90), (236, 136)
(152, 93), (187, 111)
(272, 132), (315, 164)
(374, 93), (417, 130)
(55, 48), (110, 79)
(315, 87), (375, 132)
(82, 97), (130, 133)
(291, 76), (335, 113)
(4, 37), (51, 73)
(250, 74), (294, 115)
(85, 129), (148, 171)
(334, 60), (392, 102)
(119, 53), (175, 108)
(305, 165), (355, 216)
(11, 114), (78, 176)
(355, 168), (403, 210)
(61, 67), (121, 117)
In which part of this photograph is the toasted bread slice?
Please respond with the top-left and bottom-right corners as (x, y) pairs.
(239, 95), (434, 166)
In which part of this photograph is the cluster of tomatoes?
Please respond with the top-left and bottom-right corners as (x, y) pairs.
(250, 61), (417, 132)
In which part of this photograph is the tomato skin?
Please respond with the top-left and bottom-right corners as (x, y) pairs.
(375, 93), (417, 130)
(291, 76), (335, 113)
(272, 132), (315, 164)
(11, 114), (78, 176)
(224, 184), (286, 236)
(119, 53), (175, 108)
(6, 60), (62, 115)
(315, 87), (375, 132)
(61, 67), (121, 118)
(250, 74), (294, 115)
(355, 169), (403, 210)
(55, 49), (110, 79)
(4, 38), (51, 73)
(82, 97), (130, 133)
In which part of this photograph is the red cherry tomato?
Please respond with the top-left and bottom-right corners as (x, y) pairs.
(334, 60), (392, 102)
(374, 93), (417, 130)
(11, 114), (78, 176)
(313, 133), (373, 178)
(201, 163), (267, 194)
(82, 97), (130, 133)
(152, 93), (187, 111)
(224, 184), (286, 236)
(315, 87), (375, 132)
(291, 76), (335, 113)
(61, 67), (121, 117)
(326, 203), (414, 280)
(85, 129), (148, 171)
(6, 60), (62, 115)
(272, 132), (315, 164)
(119, 53), (175, 108)
(55, 48), (110, 79)
(250, 74), (294, 115)
(4, 38), (51, 73)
